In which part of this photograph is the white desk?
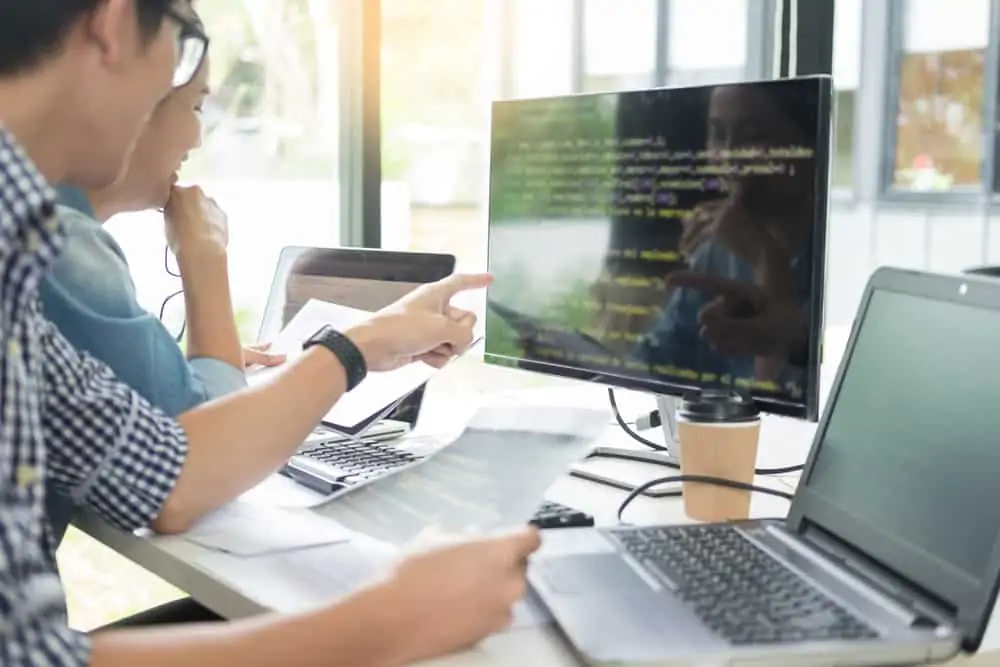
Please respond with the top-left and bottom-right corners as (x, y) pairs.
(76, 329), (998, 666)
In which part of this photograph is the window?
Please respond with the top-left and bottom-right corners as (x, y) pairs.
(667, 0), (748, 86)
(510, 0), (574, 98)
(381, 0), (490, 280)
(582, 0), (657, 92)
(831, 0), (861, 189)
(891, 0), (990, 191)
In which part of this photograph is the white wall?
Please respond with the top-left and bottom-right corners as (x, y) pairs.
(823, 202), (997, 328)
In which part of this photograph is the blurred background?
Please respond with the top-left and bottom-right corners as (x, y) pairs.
(64, 0), (1000, 627)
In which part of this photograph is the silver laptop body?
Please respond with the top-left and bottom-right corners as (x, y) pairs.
(529, 267), (1000, 666)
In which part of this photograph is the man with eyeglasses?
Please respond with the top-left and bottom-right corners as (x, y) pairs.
(0, 2), (538, 666)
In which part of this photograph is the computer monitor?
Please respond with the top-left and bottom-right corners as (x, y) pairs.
(484, 76), (832, 426)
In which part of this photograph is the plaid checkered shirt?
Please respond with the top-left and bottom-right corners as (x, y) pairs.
(0, 129), (189, 665)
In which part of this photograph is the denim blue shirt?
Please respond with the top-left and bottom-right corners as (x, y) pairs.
(41, 186), (246, 543)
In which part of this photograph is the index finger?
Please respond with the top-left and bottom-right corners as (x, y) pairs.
(436, 272), (494, 297)
(493, 526), (541, 562)
(666, 270), (759, 302)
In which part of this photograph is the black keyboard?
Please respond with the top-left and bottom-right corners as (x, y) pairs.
(610, 524), (879, 645)
(285, 440), (594, 528)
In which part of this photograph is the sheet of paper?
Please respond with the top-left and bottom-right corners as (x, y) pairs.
(194, 535), (399, 613)
(194, 535), (553, 628)
(182, 500), (352, 556)
(313, 405), (609, 545)
(247, 298), (437, 430)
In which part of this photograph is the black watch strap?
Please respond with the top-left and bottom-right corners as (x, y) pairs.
(303, 325), (368, 391)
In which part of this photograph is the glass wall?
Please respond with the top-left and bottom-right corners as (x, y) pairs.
(380, 0), (489, 285)
(582, 0), (657, 92)
(379, 0), (764, 287)
(666, 0), (748, 85)
(511, 0), (575, 97)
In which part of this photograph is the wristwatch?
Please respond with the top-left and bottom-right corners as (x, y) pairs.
(302, 325), (368, 391)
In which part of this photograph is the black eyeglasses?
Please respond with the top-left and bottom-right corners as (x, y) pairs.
(165, 7), (209, 88)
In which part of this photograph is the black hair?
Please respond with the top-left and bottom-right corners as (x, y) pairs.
(0, 0), (174, 77)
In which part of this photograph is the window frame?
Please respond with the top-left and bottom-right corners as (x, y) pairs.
(879, 0), (1000, 206)
(500, 0), (769, 100)
(341, 0), (384, 248)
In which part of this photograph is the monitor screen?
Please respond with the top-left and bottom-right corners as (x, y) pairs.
(802, 287), (1000, 604)
(484, 77), (831, 418)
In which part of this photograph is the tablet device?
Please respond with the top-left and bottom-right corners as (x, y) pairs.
(258, 246), (456, 435)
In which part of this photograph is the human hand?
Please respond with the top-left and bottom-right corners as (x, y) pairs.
(163, 185), (229, 257)
(243, 342), (286, 369)
(377, 527), (541, 665)
(346, 273), (492, 372)
(679, 199), (727, 256)
(666, 270), (808, 359)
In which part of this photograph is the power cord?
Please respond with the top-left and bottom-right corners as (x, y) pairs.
(607, 388), (805, 475)
(617, 474), (794, 523)
(160, 245), (186, 343)
(608, 388), (665, 450)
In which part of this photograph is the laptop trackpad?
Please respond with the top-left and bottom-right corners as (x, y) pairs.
(535, 555), (655, 596)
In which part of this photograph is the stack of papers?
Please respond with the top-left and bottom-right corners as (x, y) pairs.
(247, 299), (439, 430)
(313, 404), (609, 545)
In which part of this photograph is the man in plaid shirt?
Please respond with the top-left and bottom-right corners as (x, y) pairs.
(0, 2), (538, 665)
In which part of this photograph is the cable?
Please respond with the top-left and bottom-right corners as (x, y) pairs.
(164, 243), (181, 278)
(159, 288), (186, 343)
(160, 245), (186, 343)
(617, 474), (794, 523)
(608, 388), (667, 451)
(607, 388), (805, 475)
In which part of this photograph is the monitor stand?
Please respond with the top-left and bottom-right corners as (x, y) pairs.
(570, 394), (683, 498)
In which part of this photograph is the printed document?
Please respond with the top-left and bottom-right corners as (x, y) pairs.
(247, 299), (437, 430)
(182, 500), (352, 556)
(313, 404), (608, 545)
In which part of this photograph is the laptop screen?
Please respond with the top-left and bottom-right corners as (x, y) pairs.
(797, 281), (1000, 635)
(258, 247), (457, 342)
(256, 247), (456, 430)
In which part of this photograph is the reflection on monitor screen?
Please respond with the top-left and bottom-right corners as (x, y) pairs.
(484, 77), (831, 419)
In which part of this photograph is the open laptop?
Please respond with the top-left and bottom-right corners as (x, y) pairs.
(529, 266), (1000, 666)
(256, 246), (456, 490)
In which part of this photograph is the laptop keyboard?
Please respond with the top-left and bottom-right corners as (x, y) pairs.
(611, 524), (879, 645)
(298, 437), (422, 485)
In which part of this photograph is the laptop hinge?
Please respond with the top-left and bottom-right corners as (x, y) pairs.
(796, 521), (958, 627)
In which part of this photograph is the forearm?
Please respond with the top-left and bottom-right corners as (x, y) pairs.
(159, 346), (347, 533)
(91, 583), (410, 667)
(176, 242), (243, 369)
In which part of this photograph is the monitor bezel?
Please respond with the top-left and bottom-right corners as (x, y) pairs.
(483, 76), (833, 421)
(787, 266), (1000, 651)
